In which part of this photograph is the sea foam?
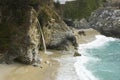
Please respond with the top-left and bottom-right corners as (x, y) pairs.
(74, 55), (99, 80)
(55, 35), (117, 80)
(79, 35), (116, 49)
(74, 35), (116, 80)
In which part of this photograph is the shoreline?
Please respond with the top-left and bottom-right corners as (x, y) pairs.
(55, 28), (100, 80)
(73, 28), (100, 44)
(0, 50), (61, 80)
(0, 28), (100, 80)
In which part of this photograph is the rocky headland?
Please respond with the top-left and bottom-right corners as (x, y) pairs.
(88, 7), (120, 38)
(0, 0), (78, 66)
(67, 4), (120, 38)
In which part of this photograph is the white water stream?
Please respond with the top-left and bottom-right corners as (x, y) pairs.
(37, 19), (52, 55)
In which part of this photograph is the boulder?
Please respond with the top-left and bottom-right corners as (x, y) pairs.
(73, 50), (81, 57)
(44, 21), (78, 50)
(73, 18), (90, 29)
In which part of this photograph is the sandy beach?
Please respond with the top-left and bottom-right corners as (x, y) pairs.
(0, 28), (100, 80)
(73, 28), (100, 44)
(0, 50), (62, 80)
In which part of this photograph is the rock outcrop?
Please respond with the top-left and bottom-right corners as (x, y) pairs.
(73, 19), (90, 29)
(0, 0), (78, 65)
(37, 5), (78, 50)
(64, 18), (90, 29)
(88, 7), (120, 38)
(71, 6), (120, 38)
(43, 21), (78, 50)
(0, 6), (41, 65)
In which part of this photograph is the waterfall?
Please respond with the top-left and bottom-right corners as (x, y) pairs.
(37, 18), (52, 55)
(37, 19), (47, 53)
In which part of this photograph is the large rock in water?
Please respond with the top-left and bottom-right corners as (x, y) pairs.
(88, 7), (120, 38)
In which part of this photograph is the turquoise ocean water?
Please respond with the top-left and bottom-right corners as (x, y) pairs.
(76, 35), (120, 80)
(56, 35), (120, 80)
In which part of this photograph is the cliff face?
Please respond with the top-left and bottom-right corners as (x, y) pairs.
(0, 0), (77, 65)
(0, 6), (41, 65)
(70, 6), (120, 38)
(38, 6), (77, 50)
(88, 7), (120, 38)
(60, 0), (120, 38)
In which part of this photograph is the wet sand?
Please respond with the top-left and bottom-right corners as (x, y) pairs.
(73, 28), (100, 44)
(0, 28), (100, 80)
(0, 51), (61, 80)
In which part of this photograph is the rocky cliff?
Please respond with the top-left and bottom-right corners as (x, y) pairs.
(0, 0), (77, 66)
(71, 6), (120, 38)
(88, 7), (120, 38)
(62, 0), (120, 38)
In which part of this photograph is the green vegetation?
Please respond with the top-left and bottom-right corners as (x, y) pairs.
(0, 23), (10, 52)
(38, 5), (60, 26)
(62, 0), (104, 19)
(0, 22), (26, 52)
